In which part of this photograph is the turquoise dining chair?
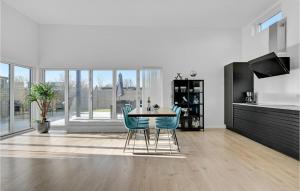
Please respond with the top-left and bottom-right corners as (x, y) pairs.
(122, 106), (149, 153)
(155, 105), (178, 123)
(124, 104), (149, 124)
(124, 104), (150, 143)
(155, 107), (181, 153)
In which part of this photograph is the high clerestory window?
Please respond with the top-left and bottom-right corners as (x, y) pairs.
(259, 11), (283, 32)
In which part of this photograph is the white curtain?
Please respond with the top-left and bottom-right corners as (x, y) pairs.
(141, 69), (163, 107)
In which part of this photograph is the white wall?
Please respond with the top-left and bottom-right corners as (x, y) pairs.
(40, 25), (241, 128)
(241, 0), (300, 105)
(1, 3), (40, 130)
(1, 2), (39, 68)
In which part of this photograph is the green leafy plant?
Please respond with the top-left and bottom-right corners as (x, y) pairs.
(27, 83), (56, 123)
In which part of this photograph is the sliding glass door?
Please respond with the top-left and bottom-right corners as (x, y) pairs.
(92, 70), (113, 119)
(0, 63), (10, 135)
(140, 69), (162, 107)
(69, 70), (90, 120)
(14, 66), (31, 132)
(116, 70), (137, 119)
(42, 68), (161, 124)
(45, 70), (65, 125)
(1, 66), (162, 132)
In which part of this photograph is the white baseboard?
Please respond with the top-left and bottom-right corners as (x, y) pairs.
(67, 124), (226, 133)
(0, 128), (35, 140)
(205, 125), (226, 128)
(67, 125), (126, 133)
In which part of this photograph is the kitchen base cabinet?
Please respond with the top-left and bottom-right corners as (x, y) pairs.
(233, 104), (299, 160)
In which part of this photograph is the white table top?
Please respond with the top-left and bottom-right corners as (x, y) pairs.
(128, 107), (176, 117)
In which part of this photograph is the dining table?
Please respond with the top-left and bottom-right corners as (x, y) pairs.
(128, 107), (176, 141)
(127, 107), (177, 153)
(128, 107), (176, 117)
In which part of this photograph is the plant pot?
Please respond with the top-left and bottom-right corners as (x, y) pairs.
(37, 121), (50, 133)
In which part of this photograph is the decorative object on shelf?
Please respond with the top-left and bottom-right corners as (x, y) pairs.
(180, 86), (187, 93)
(172, 79), (204, 131)
(195, 118), (200, 127)
(193, 95), (199, 104)
(183, 108), (189, 117)
(190, 70), (197, 78)
(182, 96), (188, 103)
(147, 97), (151, 111)
(175, 87), (179, 92)
(185, 119), (189, 127)
(192, 117), (200, 127)
(153, 104), (160, 110)
(194, 87), (201, 93)
(175, 73), (183, 80)
(27, 83), (57, 133)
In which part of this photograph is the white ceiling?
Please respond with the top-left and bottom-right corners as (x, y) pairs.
(3, 0), (278, 28)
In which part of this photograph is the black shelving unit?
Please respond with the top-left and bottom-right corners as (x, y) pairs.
(172, 80), (204, 131)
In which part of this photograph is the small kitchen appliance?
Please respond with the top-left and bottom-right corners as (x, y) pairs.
(245, 91), (254, 103)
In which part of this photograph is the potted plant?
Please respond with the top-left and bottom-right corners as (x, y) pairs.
(27, 83), (56, 133)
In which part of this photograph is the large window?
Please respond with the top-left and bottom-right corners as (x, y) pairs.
(92, 70), (113, 119)
(69, 70), (90, 120)
(116, 70), (137, 119)
(42, 68), (161, 124)
(0, 63), (10, 135)
(140, 69), (162, 107)
(45, 70), (65, 125)
(14, 66), (31, 132)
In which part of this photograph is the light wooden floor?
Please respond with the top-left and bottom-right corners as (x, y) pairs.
(0, 129), (299, 191)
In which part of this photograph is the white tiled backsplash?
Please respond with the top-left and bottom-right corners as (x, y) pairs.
(256, 93), (300, 106)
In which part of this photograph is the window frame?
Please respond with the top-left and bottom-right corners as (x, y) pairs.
(0, 62), (33, 137)
(43, 69), (67, 127)
(68, 69), (91, 121)
(42, 67), (161, 127)
(13, 65), (32, 133)
(92, 69), (114, 120)
(115, 69), (138, 119)
(0, 63), (10, 136)
(259, 11), (283, 32)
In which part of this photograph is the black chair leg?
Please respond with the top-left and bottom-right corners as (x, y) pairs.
(123, 130), (130, 152)
(155, 129), (160, 152)
(167, 129), (172, 154)
(133, 130), (137, 153)
(146, 128), (150, 144)
(143, 130), (149, 152)
(173, 130), (180, 152)
(127, 130), (133, 145)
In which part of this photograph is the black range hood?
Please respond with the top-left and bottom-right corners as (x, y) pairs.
(248, 52), (290, 78)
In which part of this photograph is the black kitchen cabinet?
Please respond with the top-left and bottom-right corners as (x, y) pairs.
(233, 104), (300, 160)
(224, 62), (253, 129)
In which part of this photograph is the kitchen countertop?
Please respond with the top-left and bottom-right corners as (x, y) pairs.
(233, 103), (300, 111)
